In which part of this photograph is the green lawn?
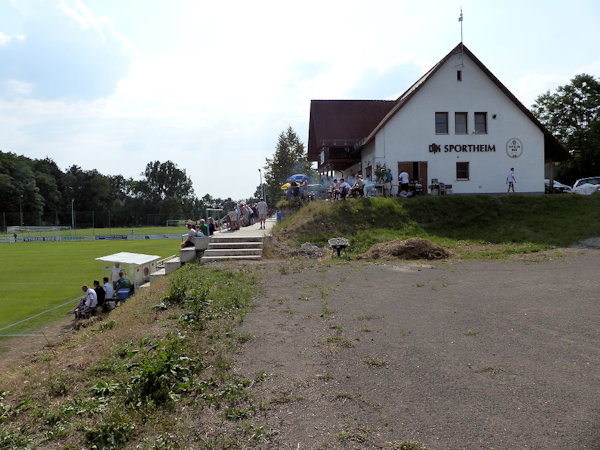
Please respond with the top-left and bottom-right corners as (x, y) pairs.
(0, 239), (179, 336)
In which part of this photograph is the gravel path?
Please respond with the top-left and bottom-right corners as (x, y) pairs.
(234, 249), (600, 449)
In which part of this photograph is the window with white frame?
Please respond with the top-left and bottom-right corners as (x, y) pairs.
(435, 112), (448, 134)
(474, 112), (487, 133)
(455, 112), (468, 134)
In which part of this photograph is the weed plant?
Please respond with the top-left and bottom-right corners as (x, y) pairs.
(0, 264), (261, 447)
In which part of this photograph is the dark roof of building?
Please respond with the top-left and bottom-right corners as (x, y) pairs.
(307, 100), (396, 161)
(309, 43), (570, 163)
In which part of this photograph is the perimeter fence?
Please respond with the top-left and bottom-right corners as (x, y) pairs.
(0, 209), (220, 233)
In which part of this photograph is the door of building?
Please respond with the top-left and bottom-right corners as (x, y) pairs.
(398, 161), (427, 186)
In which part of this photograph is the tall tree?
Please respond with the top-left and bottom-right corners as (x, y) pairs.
(263, 126), (311, 207)
(139, 160), (195, 203)
(532, 74), (600, 183)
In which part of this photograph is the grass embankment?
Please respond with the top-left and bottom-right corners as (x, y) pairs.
(274, 194), (600, 257)
(0, 265), (264, 448)
(0, 240), (179, 337)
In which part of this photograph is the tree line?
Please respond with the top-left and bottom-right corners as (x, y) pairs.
(532, 73), (600, 184)
(0, 155), (226, 229)
(0, 126), (313, 230)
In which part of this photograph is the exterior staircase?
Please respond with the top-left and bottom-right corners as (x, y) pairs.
(201, 235), (263, 264)
(148, 225), (269, 285)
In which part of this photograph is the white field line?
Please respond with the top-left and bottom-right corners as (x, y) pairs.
(0, 298), (78, 332)
(0, 334), (63, 337)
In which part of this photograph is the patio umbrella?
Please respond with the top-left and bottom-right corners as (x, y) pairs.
(287, 174), (311, 183)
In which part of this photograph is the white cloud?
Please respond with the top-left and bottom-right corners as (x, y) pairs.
(4, 79), (33, 96)
(56, 0), (139, 58)
(0, 31), (25, 45)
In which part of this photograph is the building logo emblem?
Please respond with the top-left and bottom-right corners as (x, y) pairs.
(506, 138), (523, 158)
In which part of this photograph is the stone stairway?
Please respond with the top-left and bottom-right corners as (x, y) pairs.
(201, 235), (263, 263)
(148, 219), (273, 284)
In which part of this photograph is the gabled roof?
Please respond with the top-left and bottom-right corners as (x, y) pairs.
(307, 100), (396, 161)
(309, 43), (570, 163)
(359, 43), (569, 162)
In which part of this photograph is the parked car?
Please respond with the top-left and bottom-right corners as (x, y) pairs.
(544, 179), (572, 193)
(573, 176), (600, 188)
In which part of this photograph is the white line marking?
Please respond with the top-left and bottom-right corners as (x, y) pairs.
(0, 298), (78, 332)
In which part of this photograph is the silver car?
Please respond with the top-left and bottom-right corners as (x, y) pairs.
(544, 179), (572, 193)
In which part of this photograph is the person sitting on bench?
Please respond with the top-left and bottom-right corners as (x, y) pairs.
(69, 285), (98, 320)
(93, 280), (106, 311)
(181, 221), (196, 248)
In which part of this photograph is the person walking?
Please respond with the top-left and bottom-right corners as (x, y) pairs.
(506, 168), (516, 193)
(257, 198), (268, 229)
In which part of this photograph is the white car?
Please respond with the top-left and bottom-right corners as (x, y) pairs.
(573, 176), (600, 188)
(572, 183), (600, 195)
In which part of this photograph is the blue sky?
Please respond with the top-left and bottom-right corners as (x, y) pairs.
(1, 0), (599, 200)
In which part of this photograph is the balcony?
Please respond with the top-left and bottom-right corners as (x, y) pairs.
(317, 139), (361, 172)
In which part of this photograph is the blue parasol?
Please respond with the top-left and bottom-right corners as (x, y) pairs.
(287, 174), (311, 183)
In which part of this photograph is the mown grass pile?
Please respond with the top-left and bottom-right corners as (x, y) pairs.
(0, 264), (267, 448)
(274, 194), (600, 256)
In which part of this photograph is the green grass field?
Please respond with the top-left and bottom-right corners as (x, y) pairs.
(0, 238), (180, 337)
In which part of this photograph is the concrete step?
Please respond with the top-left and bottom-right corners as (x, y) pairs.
(139, 281), (151, 291)
(150, 268), (166, 284)
(208, 242), (263, 250)
(201, 255), (262, 264)
(203, 248), (262, 257)
(179, 247), (197, 263)
(192, 236), (211, 250)
(210, 236), (263, 243)
(165, 256), (181, 275)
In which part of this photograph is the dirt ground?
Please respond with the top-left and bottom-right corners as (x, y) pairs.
(232, 249), (600, 449)
(1, 248), (598, 449)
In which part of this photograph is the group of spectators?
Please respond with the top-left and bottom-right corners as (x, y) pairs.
(181, 218), (217, 248)
(328, 176), (369, 200)
(285, 179), (309, 201)
(69, 262), (132, 320)
(222, 197), (269, 230)
(324, 172), (421, 199)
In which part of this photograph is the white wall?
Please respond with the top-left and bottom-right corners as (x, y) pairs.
(374, 51), (545, 193)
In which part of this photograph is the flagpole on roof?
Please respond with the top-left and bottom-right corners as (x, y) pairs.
(458, 7), (463, 44)
(458, 7), (464, 63)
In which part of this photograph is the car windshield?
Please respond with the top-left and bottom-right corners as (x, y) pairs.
(575, 177), (600, 186)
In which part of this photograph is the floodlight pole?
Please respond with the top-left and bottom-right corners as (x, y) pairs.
(19, 194), (23, 227)
(258, 168), (264, 199)
(71, 199), (75, 230)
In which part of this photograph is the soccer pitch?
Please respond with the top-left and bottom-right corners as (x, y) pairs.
(0, 239), (179, 337)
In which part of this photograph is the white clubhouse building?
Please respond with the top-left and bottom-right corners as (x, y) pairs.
(308, 43), (569, 193)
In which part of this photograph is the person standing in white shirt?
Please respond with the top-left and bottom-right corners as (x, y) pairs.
(399, 171), (410, 193)
(506, 168), (516, 193)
